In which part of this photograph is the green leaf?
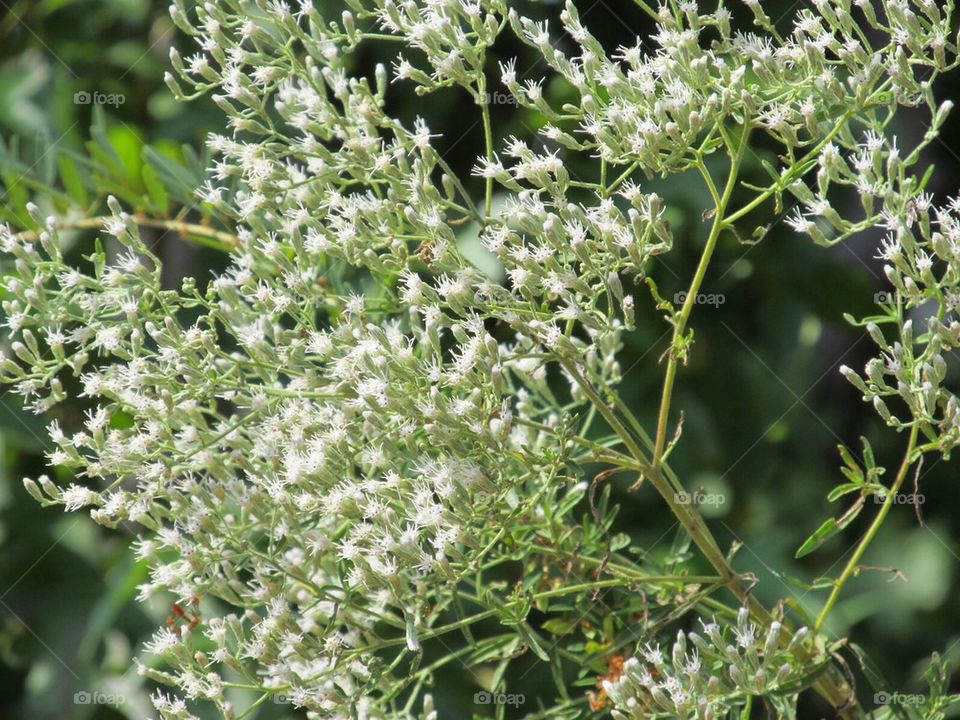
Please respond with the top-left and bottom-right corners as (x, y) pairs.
(797, 497), (865, 558)
(77, 558), (148, 665)
(542, 617), (578, 636)
(518, 624), (551, 662)
(760, 158), (780, 182)
(2, 170), (34, 229)
(465, 636), (519, 666)
(796, 518), (841, 558)
(110, 410), (135, 430)
(557, 481), (587, 517)
(142, 162), (169, 215)
(782, 573), (836, 591)
(837, 443), (860, 473)
(58, 155), (89, 209)
(89, 108), (125, 177)
(490, 653), (511, 694)
(839, 466), (862, 485)
(610, 532), (631, 552)
(827, 483), (862, 502)
(849, 643), (910, 718)
(549, 646), (570, 700)
(843, 312), (897, 327)
(37, 128), (55, 188)
(143, 145), (199, 203)
(106, 125), (145, 194)
(861, 437), (877, 470)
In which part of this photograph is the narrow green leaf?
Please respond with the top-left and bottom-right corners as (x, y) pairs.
(837, 444), (860, 472)
(796, 518), (841, 558)
(106, 125), (145, 194)
(144, 146), (198, 202)
(542, 617), (578, 636)
(861, 437), (876, 470)
(142, 162), (169, 215)
(839, 467), (863, 485)
(519, 624), (551, 662)
(827, 483), (862, 502)
(58, 155), (89, 208)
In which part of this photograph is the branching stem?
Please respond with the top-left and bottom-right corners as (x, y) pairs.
(17, 214), (239, 252)
(814, 424), (921, 632)
(652, 123), (751, 469)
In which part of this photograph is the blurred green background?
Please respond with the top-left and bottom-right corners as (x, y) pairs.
(0, 0), (958, 718)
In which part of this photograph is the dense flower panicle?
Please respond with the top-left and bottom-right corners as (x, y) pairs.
(1, 207), (596, 716)
(2, 0), (960, 717)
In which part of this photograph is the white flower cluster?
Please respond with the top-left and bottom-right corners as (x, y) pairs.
(796, 122), (960, 453)
(840, 194), (960, 453)
(604, 609), (827, 720)
(2, 201), (589, 716)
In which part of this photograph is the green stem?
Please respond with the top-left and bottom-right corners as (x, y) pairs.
(652, 124), (751, 468)
(525, 544), (724, 586)
(513, 417), (642, 468)
(605, 161), (639, 196)
(561, 361), (743, 596)
(350, 575), (640, 658)
(480, 89), (494, 218)
(560, 122), (858, 715)
(722, 105), (861, 226)
(433, 151), (483, 223)
(814, 424), (920, 632)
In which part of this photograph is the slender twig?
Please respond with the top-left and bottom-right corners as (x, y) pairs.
(814, 424), (920, 632)
(478, 74), (495, 218)
(652, 123), (752, 468)
(16, 214), (239, 251)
